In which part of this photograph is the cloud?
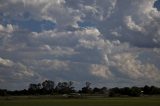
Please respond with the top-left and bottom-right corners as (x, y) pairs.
(111, 52), (160, 80)
(0, 57), (14, 67)
(70, 0), (160, 48)
(124, 16), (145, 32)
(34, 59), (69, 71)
(90, 64), (113, 79)
(0, 24), (14, 33)
(29, 27), (102, 50)
(0, 0), (82, 29)
(0, 58), (34, 80)
(0, 24), (15, 41)
(0, 57), (39, 89)
(0, 0), (160, 89)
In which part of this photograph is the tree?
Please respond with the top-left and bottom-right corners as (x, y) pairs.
(109, 87), (120, 97)
(28, 83), (41, 91)
(100, 87), (108, 94)
(129, 87), (141, 97)
(86, 82), (91, 89)
(0, 89), (8, 96)
(55, 81), (75, 94)
(93, 87), (108, 94)
(150, 86), (160, 95)
(143, 85), (150, 95)
(121, 87), (130, 95)
(93, 87), (101, 94)
(81, 82), (92, 94)
(28, 83), (41, 95)
(42, 80), (54, 91)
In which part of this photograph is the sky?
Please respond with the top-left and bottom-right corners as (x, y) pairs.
(0, 0), (160, 90)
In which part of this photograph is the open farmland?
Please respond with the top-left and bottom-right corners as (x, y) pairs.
(0, 97), (160, 106)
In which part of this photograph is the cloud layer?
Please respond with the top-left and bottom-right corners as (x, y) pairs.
(0, 0), (160, 90)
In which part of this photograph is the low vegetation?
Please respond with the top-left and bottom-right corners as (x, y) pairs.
(0, 97), (160, 106)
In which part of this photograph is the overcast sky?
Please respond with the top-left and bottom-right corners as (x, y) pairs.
(0, 0), (160, 90)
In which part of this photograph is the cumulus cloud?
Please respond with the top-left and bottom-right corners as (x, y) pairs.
(70, 0), (160, 48)
(0, 59), (34, 80)
(90, 64), (113, 79)
(111, 53), (160, 80)
(0, 57), (14, 67)
(124, 16), (145, 32)
(0, 0), (82, 29)
(0, 57), (38, 89)
(0, 24), (14, 33)
(0, 0), (160, 89)
(35, 59), (69, 71)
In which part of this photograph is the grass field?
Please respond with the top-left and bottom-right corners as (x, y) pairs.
(0, 96), (160, 106)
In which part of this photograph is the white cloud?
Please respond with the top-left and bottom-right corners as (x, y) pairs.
(30, 27), (101, 47)
(0, 57), (38, 89)
(153, 48), (160, 55)
(90, 64), (113, 79)
(0, 0), (160, 89)
(0, 0), (82, 28)
(0, 57), (14, 67)
(0, 24), (14, 33)
(124, 16), (145, 32)
(39, 44), (52, 51)
(111, 53), (160, 80)
(13, 63), (35, 79)
(37, 59), (69, 71)
(71, 0), (160, 47)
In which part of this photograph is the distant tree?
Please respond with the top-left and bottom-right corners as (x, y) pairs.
(93, 87), (101, 94)
(143, 85), (150, 95)
(55, 81), (75, 94)
(86, 82), (91, 88)
(81, 82), (92, 94)
(121, 87), (130, 95)
(100, 87), (108, 94)
(2, 80), (160, 96)
(28, 83), (41, 91)
(28, 83), (41, 95)
(129, 87), (141, 97)
(0, 89), (8, 96)
(150, 86), (160, 95)
(142, 85), (160, 95)
(41, 80), (55, 94)
(42, 80), (54, 90)
(93, 87), (108, 94)
(109, 87), (120, 97)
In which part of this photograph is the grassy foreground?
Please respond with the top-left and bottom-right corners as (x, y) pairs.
(0, 97), (160, 106)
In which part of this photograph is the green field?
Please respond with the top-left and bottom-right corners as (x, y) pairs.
(0, 97), (160, 106)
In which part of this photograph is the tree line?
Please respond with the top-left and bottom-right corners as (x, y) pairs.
(0, 80), (160, 97)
